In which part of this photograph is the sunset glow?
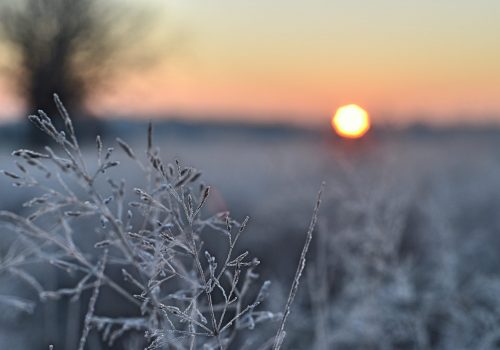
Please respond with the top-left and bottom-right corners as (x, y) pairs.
(1, 0), (500, 125)
(332, 104), (370, 139)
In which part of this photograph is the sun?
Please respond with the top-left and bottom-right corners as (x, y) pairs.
(332, 104), (370, 139)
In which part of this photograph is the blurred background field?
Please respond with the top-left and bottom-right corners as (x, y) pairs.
(3, 123), (500, 348)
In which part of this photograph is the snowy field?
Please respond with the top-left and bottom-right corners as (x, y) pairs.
(2, 125), (500, 349)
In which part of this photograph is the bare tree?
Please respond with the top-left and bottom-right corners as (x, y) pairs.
(0, 0), (172, 144)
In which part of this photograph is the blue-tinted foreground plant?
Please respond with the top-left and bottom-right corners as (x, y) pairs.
(0, 95), (322, 349)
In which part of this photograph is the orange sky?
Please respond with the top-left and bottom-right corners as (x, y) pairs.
(1, 0), (500, 126)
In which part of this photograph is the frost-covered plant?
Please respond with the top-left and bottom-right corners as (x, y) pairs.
(0, 95), (322, 349)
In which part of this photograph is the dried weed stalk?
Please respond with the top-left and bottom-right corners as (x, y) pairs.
(0, 95), (321, 349)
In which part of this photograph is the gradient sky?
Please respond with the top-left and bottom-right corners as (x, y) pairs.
(1, 0), (500, 126)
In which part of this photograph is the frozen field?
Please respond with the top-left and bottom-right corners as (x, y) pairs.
(2, 124), (500, 349)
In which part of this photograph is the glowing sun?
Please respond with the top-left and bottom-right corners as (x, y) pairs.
(332, 104), (370, 139)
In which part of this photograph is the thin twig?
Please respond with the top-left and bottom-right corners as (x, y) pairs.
(272, 182), (325, 350)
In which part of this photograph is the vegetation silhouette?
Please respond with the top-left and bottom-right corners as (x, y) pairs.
(0, 0), (174, 145)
